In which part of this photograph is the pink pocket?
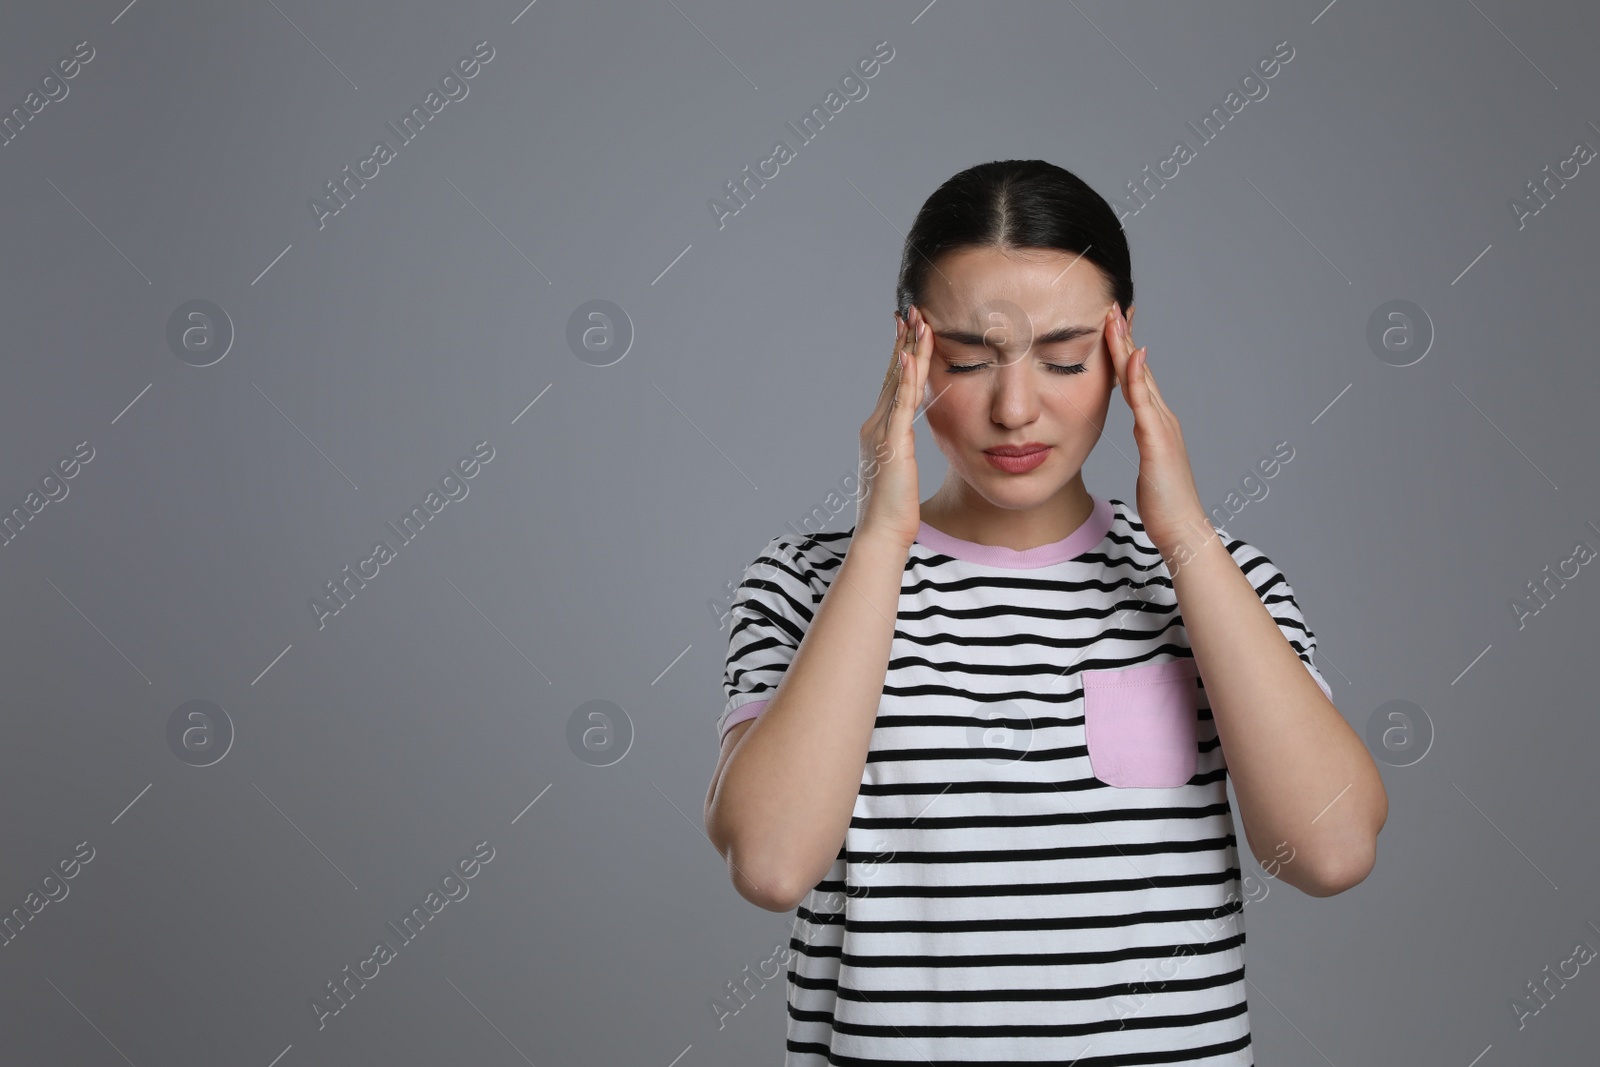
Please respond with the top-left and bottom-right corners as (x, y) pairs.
(1081, 659), (1200, 788)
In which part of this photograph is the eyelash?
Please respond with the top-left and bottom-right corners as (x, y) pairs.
(946, 361), (1088, 375)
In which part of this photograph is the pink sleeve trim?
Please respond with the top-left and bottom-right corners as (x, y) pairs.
(720, 699), (770, 741)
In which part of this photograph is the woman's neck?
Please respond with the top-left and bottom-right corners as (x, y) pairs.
(919, 476), (1096, 552)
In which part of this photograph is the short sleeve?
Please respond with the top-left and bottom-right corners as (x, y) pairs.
(1223, 536), (1334, 701)
(718, 536), (818, 742)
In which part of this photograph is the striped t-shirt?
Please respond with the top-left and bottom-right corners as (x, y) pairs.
(718, 495), (1333, 1066)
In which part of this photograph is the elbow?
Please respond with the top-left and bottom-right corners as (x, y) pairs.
(725, 842), (803, 912)
(706, 808), (803, 912)
(1297, 777), (1389, 898)
(1297, 837), (1379, 898)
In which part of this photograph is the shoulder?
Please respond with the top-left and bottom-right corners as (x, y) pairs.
(1112, 499), (1286, 576)
(737, 527), (854, 603)
(1104, 497), (1151, 549)
(758, 527), (853, 584)
(1207, 524), (1314, 629)
(1101, 497), (1181, 572)
(1210, 522), (1294, 591)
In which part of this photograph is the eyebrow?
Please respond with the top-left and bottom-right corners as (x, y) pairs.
(935, 323), (1100, 345)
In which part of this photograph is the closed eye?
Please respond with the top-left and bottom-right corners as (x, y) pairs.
(946, 360), (1088, 375)
(940, 333), (1093, 376)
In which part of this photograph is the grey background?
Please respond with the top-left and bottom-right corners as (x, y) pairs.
(1, 0), (1596, 1063)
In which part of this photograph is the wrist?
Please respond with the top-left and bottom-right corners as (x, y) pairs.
(1156, 512), (1226, 575)
(850, 525), (915, 560)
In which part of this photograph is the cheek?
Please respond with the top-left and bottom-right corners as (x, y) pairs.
(1059, 379), (1114, 429)
(923, 376), (976, 432)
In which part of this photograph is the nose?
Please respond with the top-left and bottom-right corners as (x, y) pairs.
(989, 348), (1041, 427)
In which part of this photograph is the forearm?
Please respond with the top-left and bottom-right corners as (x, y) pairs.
(708, 532), (908, 908)
(1168, 526), (1387, 895)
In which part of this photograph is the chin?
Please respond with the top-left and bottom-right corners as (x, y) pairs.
(961, 464), (1063, 508)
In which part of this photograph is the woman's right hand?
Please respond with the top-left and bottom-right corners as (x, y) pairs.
(855, 303), (933, 550)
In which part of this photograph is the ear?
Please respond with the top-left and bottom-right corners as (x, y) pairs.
(1124, 304), (1135, 333)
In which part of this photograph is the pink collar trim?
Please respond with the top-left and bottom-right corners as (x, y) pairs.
(914, 496), (1116, 569)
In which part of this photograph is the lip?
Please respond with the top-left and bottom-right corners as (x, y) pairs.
(983, 444), (1051, 474)
(983, 443), (1050, 456)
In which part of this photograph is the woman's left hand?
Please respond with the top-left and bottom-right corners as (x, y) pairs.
(1105, 303), (1212, 561)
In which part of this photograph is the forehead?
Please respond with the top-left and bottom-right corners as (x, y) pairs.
(920, 245), (1110, 325)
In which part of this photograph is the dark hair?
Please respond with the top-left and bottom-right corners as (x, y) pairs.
(894, 159), (1132, 320)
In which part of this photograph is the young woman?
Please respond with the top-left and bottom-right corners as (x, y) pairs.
(705, 159), (1387, 1065)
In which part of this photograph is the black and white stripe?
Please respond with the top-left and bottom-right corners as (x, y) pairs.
(720, 496), (1330, 1065)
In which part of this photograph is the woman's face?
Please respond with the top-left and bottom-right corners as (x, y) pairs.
(913, 245), (1124, 510)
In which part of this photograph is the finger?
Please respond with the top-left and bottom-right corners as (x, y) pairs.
(876, 315), (908, 411)
(1128, 347), (1177, 438)
(1138, 349), (1170, 413)
(910, 304), (934, 414)
(1115, 309), (1148, 416)
(875, 316), (912, 443)
(1127, 346), (1148, 410)
(888, 314), (907, 387)
(1105, 304), (1133, 405)
(1107, 303), (1128, 379)
(1132, 347), (1173, 420)
(888, 304), (930, 444)
(890, 307), (920, 421)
